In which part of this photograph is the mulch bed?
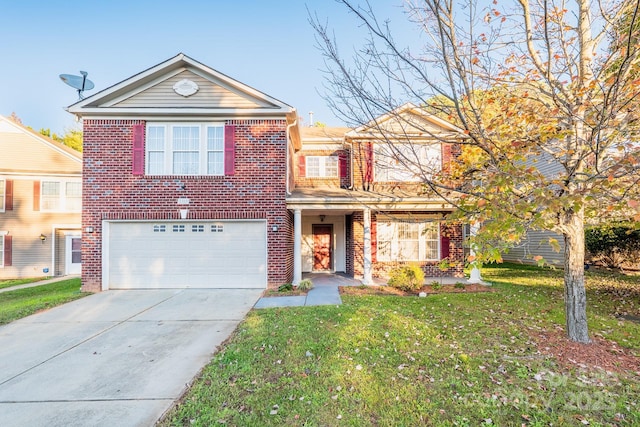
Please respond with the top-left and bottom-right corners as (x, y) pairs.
(531, 328), (640, 375)
(339, 283), (496, 296)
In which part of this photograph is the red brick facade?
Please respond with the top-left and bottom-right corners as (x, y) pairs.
(81, 119), (292, 292)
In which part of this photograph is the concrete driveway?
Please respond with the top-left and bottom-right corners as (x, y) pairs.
(0, 288), (262, 427)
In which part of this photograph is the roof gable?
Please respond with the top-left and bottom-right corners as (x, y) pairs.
(347, 103), (464, 141)
(67, 53), (294, 118)
(0, 116), (82, 175)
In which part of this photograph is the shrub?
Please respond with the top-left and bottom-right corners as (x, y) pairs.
(278, 283), (293, 292)
(387, 265), (425, 291)
(454, 281), (466, 289)
(297, 279), (314, 291)
(430, 280), (442, 290)
(585, 223), (640, 269)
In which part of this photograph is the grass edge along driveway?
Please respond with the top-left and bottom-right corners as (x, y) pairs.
(0, 278), (87, 325)
(161, 263), (640, 427)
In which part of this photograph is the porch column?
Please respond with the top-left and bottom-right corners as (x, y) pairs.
(467, 223), (483, 284)
(363, 208), (373, 285)
(293, 209), (302, 285)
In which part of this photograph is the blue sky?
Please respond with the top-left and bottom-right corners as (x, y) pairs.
(0, 0), (410, 135)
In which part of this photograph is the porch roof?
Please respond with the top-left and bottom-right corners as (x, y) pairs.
(286, 188), (454, 211)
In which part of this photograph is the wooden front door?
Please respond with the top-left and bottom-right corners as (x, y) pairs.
(313, 225), (333, 271)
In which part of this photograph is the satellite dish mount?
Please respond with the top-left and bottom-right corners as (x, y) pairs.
(59, 71), (95, 100)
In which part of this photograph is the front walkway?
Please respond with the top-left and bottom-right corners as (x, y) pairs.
(254, 273), (363, 309)
(253, 273), (478, 309)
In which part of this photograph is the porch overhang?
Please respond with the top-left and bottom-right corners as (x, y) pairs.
(286, 188), (454, 212)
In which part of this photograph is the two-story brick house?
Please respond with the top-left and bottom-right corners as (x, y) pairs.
(289, 104), (465, 285)
(68, 54), (464, 292)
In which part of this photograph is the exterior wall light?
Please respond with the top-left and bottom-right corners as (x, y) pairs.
(272, 225), (279, 232)
(40, 233), (47, 243)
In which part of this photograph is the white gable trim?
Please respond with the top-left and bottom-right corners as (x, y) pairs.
(346, 102), (466, 138)
(68, 53), (294, 116)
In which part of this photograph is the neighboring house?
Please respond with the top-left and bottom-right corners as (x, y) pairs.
(502, 151), (565, 266)
(67, 54), (465, 292)
(0, 115), (82, 279)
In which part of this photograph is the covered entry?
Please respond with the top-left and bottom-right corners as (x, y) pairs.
(104, 220), (267, 289)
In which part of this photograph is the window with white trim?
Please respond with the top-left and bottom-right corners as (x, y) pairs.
(41, 180), (82, 212)
(377, 220), (440, 261)
(0, 179), (4, 212)
(146, 123), (225, 175)
(375, 143), (441, 182)
(306, 156), (339, 178)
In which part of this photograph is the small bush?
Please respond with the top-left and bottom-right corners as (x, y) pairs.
(297, 279), (314, 291)
(454, 282), (466, 289)
(430, 281), (442, 290)
(585, 223), (640, 269)
(278, 283), (293, 292)
(388, 265), (425, 291)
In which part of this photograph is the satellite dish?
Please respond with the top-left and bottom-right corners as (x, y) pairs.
(59, 71), (95, 100)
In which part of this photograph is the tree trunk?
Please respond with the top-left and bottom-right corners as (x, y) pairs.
(562, 208), (590, 343)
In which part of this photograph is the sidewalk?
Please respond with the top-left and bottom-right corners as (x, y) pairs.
(0, 276), (80, 294)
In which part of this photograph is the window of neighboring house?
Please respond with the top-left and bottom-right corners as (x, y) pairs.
(377, 220), (440, 261)
(146, 123), (225, 175)
(306, 156), (339, 178)
(41, 180), (82, 212)
(0, 179), (4, 212)
(374, 143), (441, 182)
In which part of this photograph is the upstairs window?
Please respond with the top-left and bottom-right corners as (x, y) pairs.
(374, 143), (441, 182)
(0, 180), (4, 212)
(146, 123), (226, 176)
(306, 156), (339, 178)
(41, 180), (81, 212)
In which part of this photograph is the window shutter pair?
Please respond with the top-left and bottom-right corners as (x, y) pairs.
(131, 124), (236, 175)
(441, 233), (450, 260)
(4, 180), (13, 210)
(3, 235), (11, 266)
(298, 155), (306, 177)
(364, 143), (373, 183)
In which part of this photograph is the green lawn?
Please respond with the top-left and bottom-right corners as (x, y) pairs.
(161, 264), (640, 426)
(0, 277), (44, 290)
(0, 278), (88, 325)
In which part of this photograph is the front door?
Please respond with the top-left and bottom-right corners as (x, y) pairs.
(313, 225), (333, 271)
(65, 235), (81, 275)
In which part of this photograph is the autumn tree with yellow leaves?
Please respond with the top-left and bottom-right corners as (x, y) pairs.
(312, 0), (640, 343)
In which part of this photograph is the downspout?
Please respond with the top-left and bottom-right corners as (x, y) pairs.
(286, 118), (298, 196)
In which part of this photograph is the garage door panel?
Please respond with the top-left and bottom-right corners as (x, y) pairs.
(107, 221), (267, 289)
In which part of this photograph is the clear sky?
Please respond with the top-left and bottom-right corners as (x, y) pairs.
(0, 0), (410, 135)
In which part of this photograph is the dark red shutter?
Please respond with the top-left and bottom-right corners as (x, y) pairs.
(441, 233), (450, 259)
(365, 143), (373, 183)
(224, 125), (235, 176)
(339, 153), (348, 178)
(298, 155), (306, 177)
(33, 181), (40, 211)
(132, 124), (145, 175)
(4, 235), (12, 266)
(5, 180), (12, 211)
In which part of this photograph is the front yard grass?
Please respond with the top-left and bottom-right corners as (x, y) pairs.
(0, 277), (43, 290)
(0, 278), (87, 325)
(161, 263), (640, 426)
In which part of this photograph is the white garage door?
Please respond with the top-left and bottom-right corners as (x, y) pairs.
(106, 220), (267, 289)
